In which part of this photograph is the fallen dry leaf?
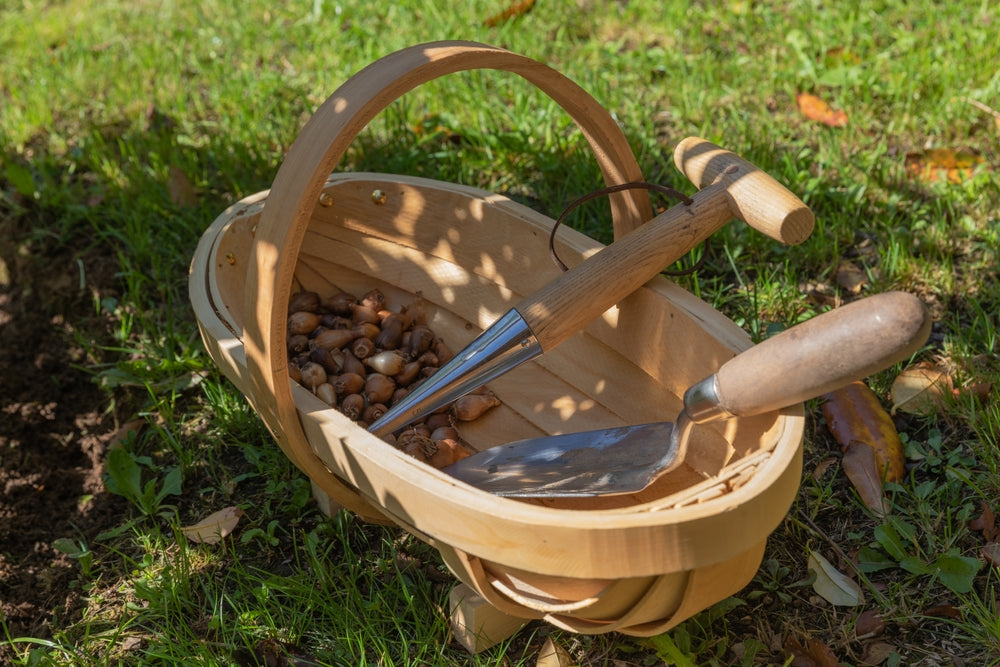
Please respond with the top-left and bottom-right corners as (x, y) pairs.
(982, 542), (1000, 567)
(842, 441), (889, 518)
(796, 92), (848, 127)
(535, 636), (573, 667)
(923, 604), (963, 620)
(855, 609), (886, 639)
(483, 0), (536, 27)
(890, 362), (953, 415)
(860, 641), (897, 666)
(784, 634), (840, 667)
(180, 506), (244, 544)
(968, 501), (997, 540)
(822, 381), (906, 482)
(812, 457), (837, 480)
(809, 551), (863, 607)
(905, 147), (987, 184)
(836, 261), (868, 294)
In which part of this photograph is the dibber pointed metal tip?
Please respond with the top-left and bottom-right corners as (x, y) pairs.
(368, 309), (541, 438)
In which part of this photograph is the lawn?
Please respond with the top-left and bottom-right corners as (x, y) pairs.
(1, 1), (998, 665)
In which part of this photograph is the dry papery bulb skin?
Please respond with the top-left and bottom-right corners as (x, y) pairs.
(286, 288), (501, 469)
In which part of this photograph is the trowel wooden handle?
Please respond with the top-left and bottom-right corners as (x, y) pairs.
(711, 291), (931, 418)
(517, 137), (815, 351)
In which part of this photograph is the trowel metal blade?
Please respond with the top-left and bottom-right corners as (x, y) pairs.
(441, 422), (673, 497)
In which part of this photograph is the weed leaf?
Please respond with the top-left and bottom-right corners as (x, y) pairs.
(934, 553), (981, 594)
(856, 547), (896, 573)
(807, 551), (863, 606)
(104, 447), (143, 502)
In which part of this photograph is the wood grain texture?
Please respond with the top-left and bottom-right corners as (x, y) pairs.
(715, 291), (930, 417)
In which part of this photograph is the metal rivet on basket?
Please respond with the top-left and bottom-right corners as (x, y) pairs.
(225, 252), (236, 265)
(371, 189), (387, 205)
(318, 192), (334, 207)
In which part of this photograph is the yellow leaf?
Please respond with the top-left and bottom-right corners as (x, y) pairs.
(180, 506), (244, 545)
(822, 381), (905, 482)
(890, 362), (953, 415)
(904, 147), (987, 184)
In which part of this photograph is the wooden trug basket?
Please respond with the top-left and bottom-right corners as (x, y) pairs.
(189, 41), (809, 652)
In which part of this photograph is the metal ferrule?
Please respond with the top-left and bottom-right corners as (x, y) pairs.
(682, 374), (733, 423)
(368, 309), (541, 437)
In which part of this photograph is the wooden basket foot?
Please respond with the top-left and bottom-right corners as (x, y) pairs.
(310, 479), (344, 517)
(449, 584), (529, 653)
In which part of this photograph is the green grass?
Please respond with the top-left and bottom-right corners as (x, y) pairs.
(2, 0), (999, 664)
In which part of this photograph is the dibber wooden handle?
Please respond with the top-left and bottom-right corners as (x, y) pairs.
(674, 137), (815, 245)
(713, 291), (931, 417)
(518, 137), (815, 351)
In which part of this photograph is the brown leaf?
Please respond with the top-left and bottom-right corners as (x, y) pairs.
(822, 381), (905, 482)
(180, 506), (244, 544)
(168, 165), (197, 207)
(890, 362), (953, 415)
(836, 261), (868, 294)
(924, 604), (963, 619)
(905, 147), (987, 184)
(855, 609), (886, 639)
(796, 92), (848, 127)
(982, 542), (1000, 567)
(812, 457), (837, 479)
(968, 501), (997, 540)
(784, 635), (840, 667)
(841, 442), (888, 518)
(860, 641), (897, 666)
(483, 0), (536, 27)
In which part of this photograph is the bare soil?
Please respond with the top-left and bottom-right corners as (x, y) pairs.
(0, 214), (127, 658)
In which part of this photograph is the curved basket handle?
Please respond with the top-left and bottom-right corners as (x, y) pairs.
(242, 41), (652, 505)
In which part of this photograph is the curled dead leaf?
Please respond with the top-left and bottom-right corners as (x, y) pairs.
(180, 506), (244, 544)
(890, 362), (953, 415)
(822, 381), (905, 482)
(836, 261), (868, 294)
(796, 92), (848, 127)
(842, 441), (888, 518)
